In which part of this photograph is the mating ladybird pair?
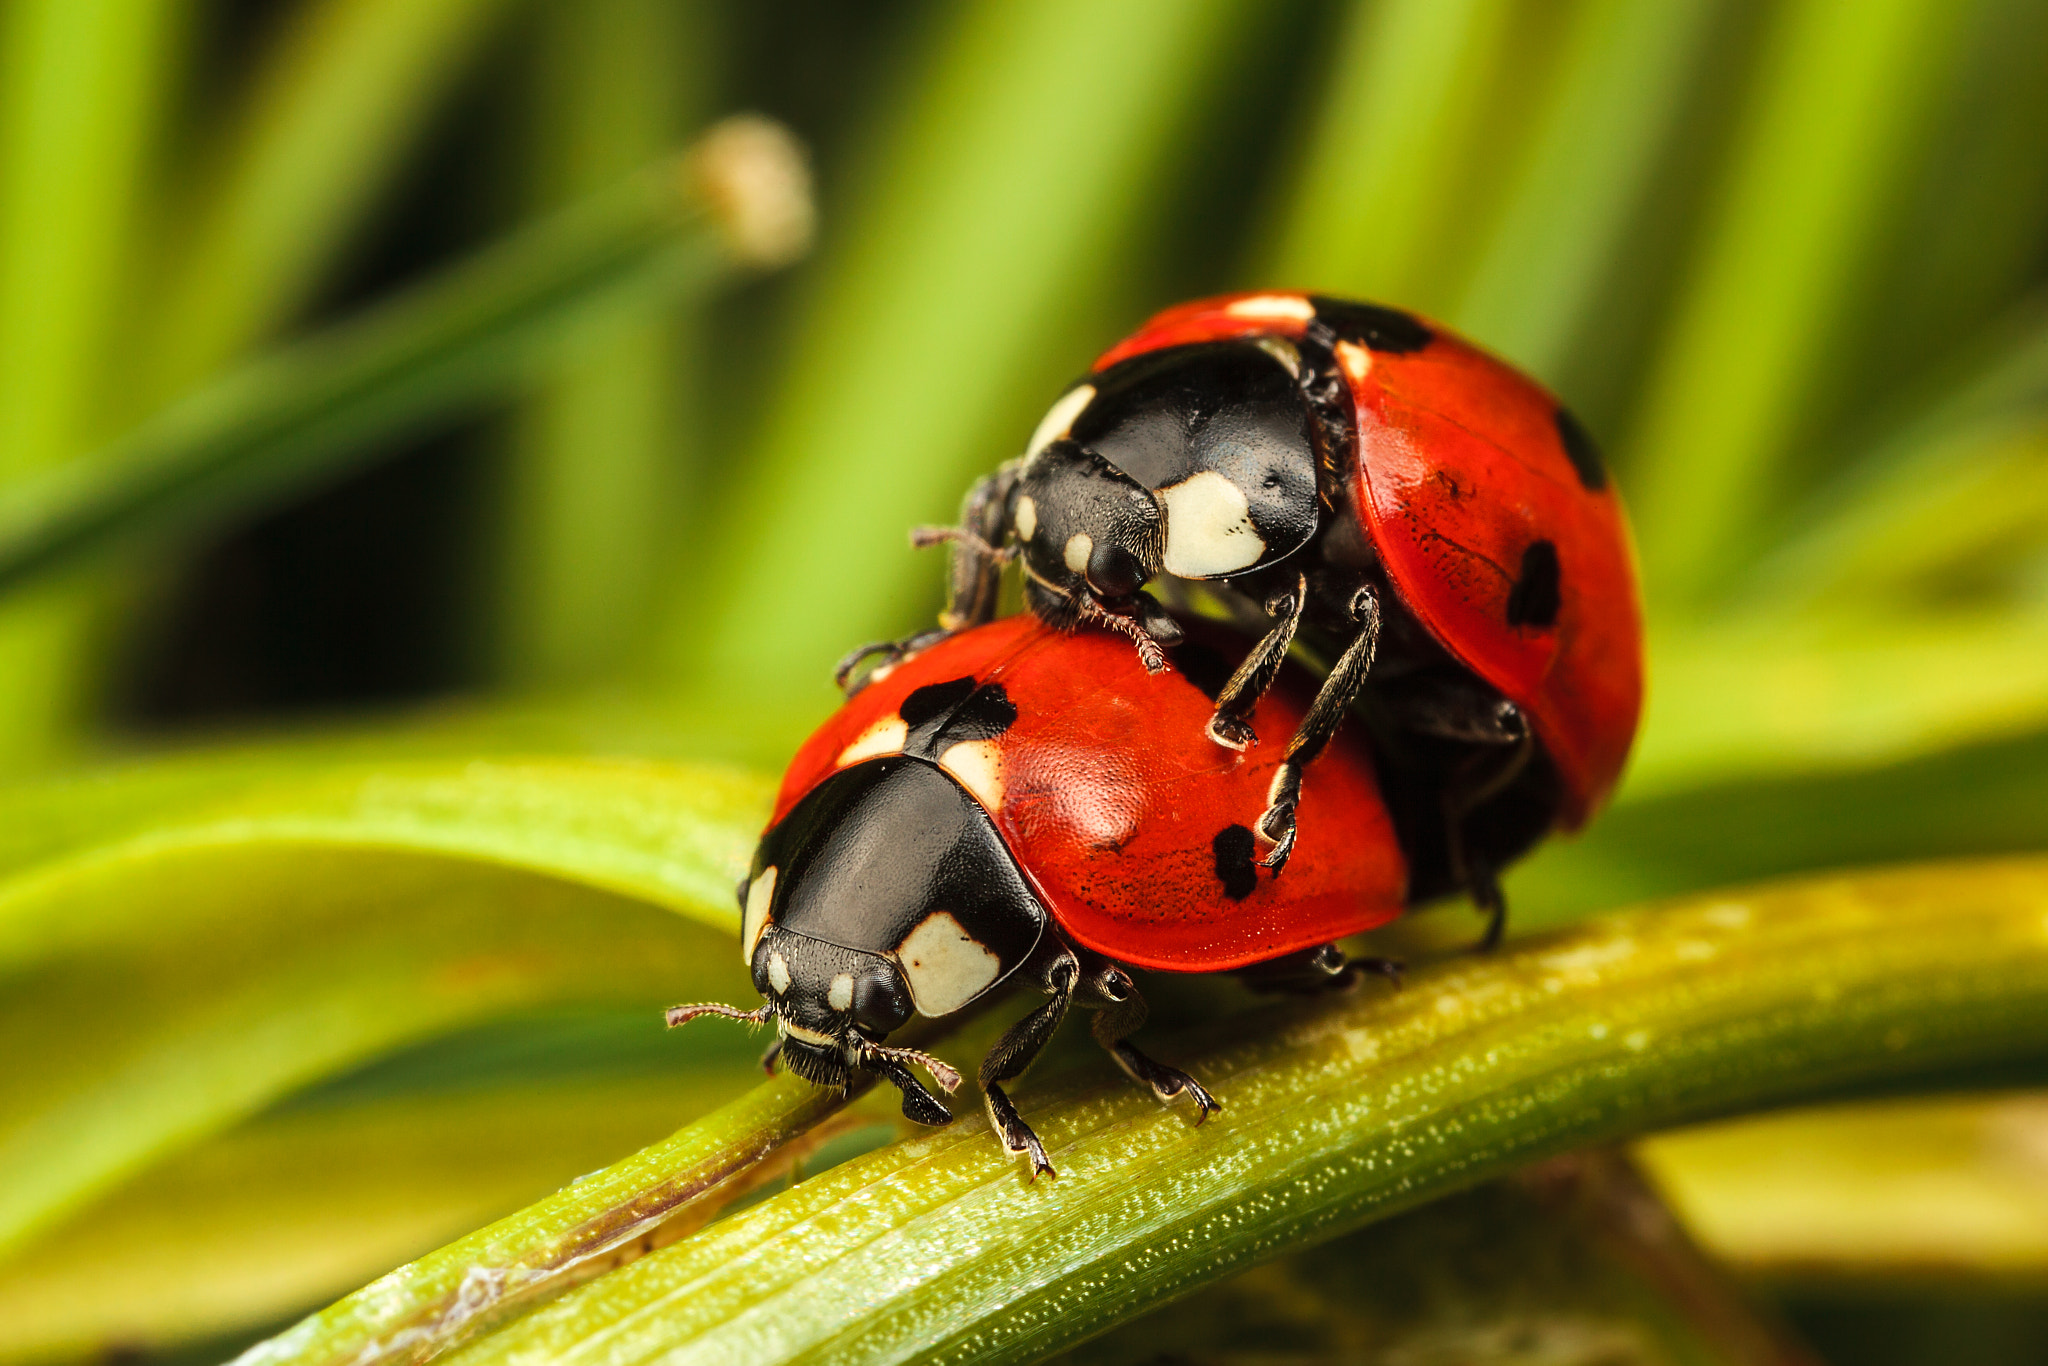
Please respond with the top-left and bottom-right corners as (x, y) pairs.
(672, 292), (1644, 1174)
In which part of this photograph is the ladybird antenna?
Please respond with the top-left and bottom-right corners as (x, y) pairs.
(665, 1001), (773, 1029)
(866, 1042), (963, 1094)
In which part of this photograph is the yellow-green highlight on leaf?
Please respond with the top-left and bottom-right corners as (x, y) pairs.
(426, 858), (2048, 1366)
(0, 1074), (756, 1364)
(236, 1074), (864, 1366)
(1630, 608), (2048, 799)
(673, 0), (1260, 713)
(140, 0), (519, 403)
(0, 755), (769, 969)
(0, 118), (810, 601)
(1639, 1092), (2048, 1282)
(1449, 0), (1720, 382)
(1626, 0), (1968, 607)
(1255, 0), (1521, 311)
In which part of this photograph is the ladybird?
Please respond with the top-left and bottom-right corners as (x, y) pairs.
(672, 613), (1407, 1176)
(897, 292), (1642, 939)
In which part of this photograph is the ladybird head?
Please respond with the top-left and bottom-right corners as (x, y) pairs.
(1014, 340), (1321, 599)
(673, 721), (1047, 1125)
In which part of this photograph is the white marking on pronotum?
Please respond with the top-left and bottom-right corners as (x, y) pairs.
(1014, 494), (1038, 541)
(1335, 339), (1372, 384)
(1158, 470), (1265, 577)
(939, 738), (1005, 810)
(828, 973), (855, 1012)
(896, 910), (1003, 1015)
(1064, 532), (1094, 575)
(741, 866), (777, 964)
(1224, 294), (1315, 322)
(1026, 384), (1096, 459)
(837, 714), (907, 767)
(766, 950), (791, 995)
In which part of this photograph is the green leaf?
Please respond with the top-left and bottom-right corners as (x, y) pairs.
(1640, 1092), (2048, 1280)
(1624, 0), (1970, 606)
(0, 1072), (762, 1362)
(139, 0), (521, 401)
(236, 1074), (862, 1366)
(0, 0), (188, 767)
(1512, 728), (2048, 927)
(1738, 304), (2048, 610)
(498, 0), (706, 685)
(669, 0), (1263, 713)
(0, 120), (809, 601)
(281, 858), (2048, 1366)
(0, 745), (772, 1256)
(1628, 608), (2048, 798)
(1448, 0), (1722, 381)
(1256, 0), (1527, 312)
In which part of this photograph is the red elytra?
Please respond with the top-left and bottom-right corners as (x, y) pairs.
(778, 613), (1406, 971)
(1092, 292), (1644, 826)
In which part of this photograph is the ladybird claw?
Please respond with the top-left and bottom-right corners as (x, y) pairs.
(1206, 712), (1256, 752)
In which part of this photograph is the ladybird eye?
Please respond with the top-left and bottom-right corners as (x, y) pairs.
(852, 971), (912, 1033)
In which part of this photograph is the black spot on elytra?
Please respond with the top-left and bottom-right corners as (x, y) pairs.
(1506, 540), (1562, 629)
(900, 678), (978, 730)
(1553, 407), (1607, 491)
(1169, 641), (1232, 703)
(1213, 825), (1259, 900)
(1308, 297), (1432, 354)
(902, 678), (1017, 757)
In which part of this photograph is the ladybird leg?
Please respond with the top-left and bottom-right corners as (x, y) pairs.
(1257, 586), (1382, 872)
(831, 630), (947, 694)
(1078, 958), (1222, 1122)
(928, 464), (1022, 631)
(1206, 573), (1307, 751)
(1236, 943), (1403, 994)
(866, 1053), (955, 1127)
(979, 954), (1079, 1178)
(1438, 721), (1534, 951)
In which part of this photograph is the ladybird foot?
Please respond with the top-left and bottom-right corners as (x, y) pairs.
(1110, 1043), (1223, 1123)
(1206, 710), (1256, 752)
(986, 1084), (1057, 1179)
(1162, 1070), (1223, 1124)
(1256, 762), (1303, 872)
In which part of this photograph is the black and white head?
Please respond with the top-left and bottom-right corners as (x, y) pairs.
(1009, 340), (1324, 620)
(668, 678), (1047, 1125)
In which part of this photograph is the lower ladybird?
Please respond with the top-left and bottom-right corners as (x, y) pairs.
(669, 614), (1410, 1176)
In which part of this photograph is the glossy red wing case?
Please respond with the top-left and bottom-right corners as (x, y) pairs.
(776, 614), (1407, 972)
(1093, 292), (1644, 824)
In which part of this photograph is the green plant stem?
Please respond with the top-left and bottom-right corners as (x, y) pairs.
(231, 1074), (859, 1366)
(0, 121), (803, 598)
(430, 859), (2048, 1366)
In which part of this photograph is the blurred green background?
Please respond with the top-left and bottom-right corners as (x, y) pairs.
(3, 0), (2048, 1362)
